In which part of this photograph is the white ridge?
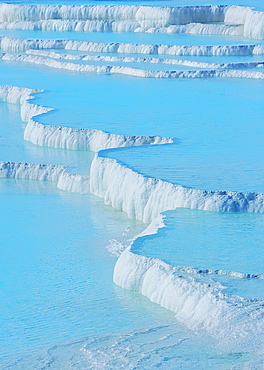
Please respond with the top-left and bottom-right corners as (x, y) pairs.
(90, 156), (264, 223)
(1, 52), (264, 79)
(113, 246), (264, 352)
(1, 36), (264, 56)
(0, 161), (65, 181)
(0, 4), (263, 38)
(0, 4), (226, 26)
(25, 49), (264, 70)
(24, 120), (173, 152)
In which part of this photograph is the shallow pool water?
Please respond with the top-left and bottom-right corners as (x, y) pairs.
(0, 1), (264, 368)
(132, 208), (264, 298)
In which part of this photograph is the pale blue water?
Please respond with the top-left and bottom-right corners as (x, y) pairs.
(0, 0), (263, 368)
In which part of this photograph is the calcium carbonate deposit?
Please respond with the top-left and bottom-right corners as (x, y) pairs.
(0, 1), (264, 369)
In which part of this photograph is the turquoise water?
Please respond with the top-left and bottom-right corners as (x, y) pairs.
(102, 77), (264, 192)
(0, 179), (147, 352)
(132, 208), (264, 298)
(0, 1), (263, 368)
(134, 209), (264, 275)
